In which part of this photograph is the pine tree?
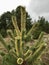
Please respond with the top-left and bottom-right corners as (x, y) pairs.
(0, 6), (47, 65)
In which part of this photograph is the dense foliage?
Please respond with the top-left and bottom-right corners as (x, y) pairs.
(33, 17), (49, 39)
(0, 6), (32, 37)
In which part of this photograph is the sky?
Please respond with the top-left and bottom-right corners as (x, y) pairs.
(0, 0), (49, 21)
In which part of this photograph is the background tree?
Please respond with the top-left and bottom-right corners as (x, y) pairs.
(0, 12), (12, 29)
(0, 12), (14, 37)
(38, 16), (49, 33)
(12, 6), (32, 32)
(33, 16), (49, 39)
(0, 6), (32, 37)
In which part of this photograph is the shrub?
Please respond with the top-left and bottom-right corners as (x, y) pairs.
(0, 6), (47, 65)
